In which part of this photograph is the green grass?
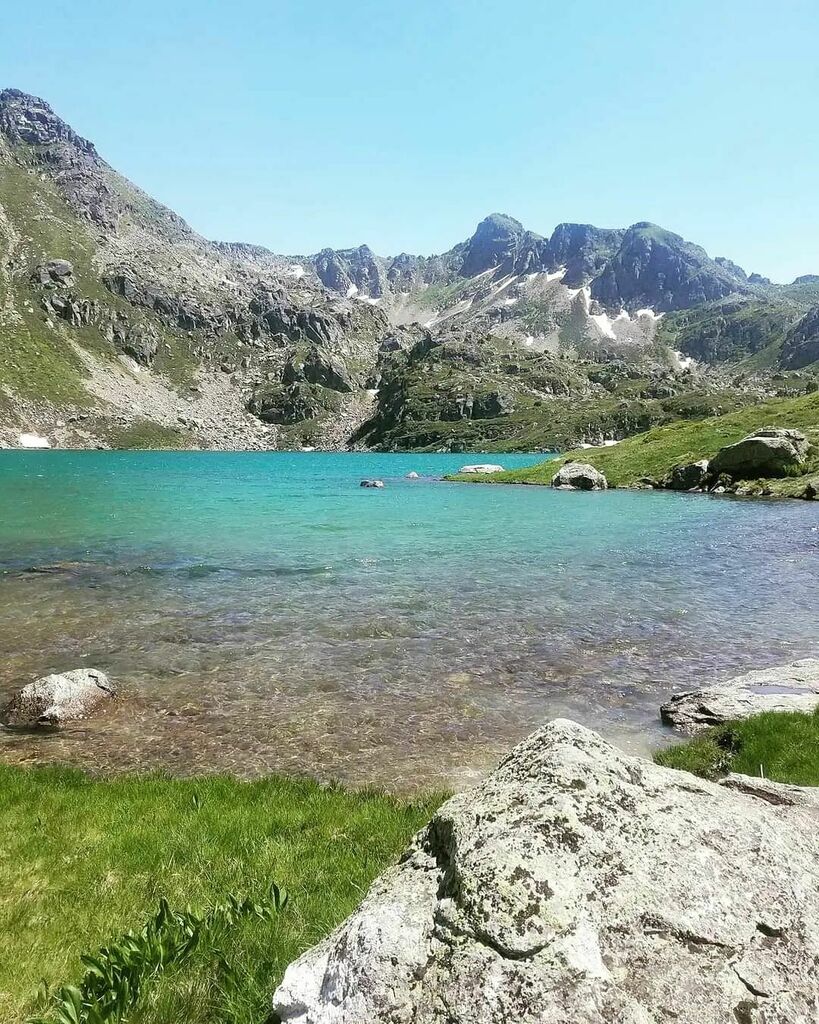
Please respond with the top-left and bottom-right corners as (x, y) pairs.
(0, 765), (443, 1024)
(102, 420), (192, 450)
(451, 391), (819, 494)
(655, 709), (819, 786)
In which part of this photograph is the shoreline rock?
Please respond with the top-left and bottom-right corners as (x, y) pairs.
(660, 658), (819, 733)
(458, 463), (505, 474)
(551, 461), (608, 490)
(1, 668), (116, 728)
(709, 428), (810, 480)
(272, 719), (819, 1024)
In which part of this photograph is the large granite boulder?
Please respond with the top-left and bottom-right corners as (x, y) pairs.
(551, 462), (608, 490)
(663, 458), (710, 491)
(709, 428), (810, 479)
(272, 719), (819, 1024)
(1, 668), (115, 728)
(661, 658), (819, 734)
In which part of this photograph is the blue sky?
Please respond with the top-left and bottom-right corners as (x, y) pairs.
(3, 0), (817, 281)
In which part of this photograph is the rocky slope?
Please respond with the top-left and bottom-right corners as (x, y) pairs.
(272, 719), (819, 1023)
(1, 88), (817, 452)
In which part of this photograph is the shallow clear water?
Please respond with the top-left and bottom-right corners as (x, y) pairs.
(0, 451), (817, 790)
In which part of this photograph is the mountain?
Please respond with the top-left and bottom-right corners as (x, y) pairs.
(0, 88), (817, 453)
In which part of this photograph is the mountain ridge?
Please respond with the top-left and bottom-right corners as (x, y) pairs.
(1, 87), (817, 453)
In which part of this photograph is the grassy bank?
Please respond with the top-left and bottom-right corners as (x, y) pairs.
(448, 391), (819, 496)
(0, 765), (442, 1024)
(655, 708), (819, 786)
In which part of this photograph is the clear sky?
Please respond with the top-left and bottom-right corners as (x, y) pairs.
(3, 0), (817, 281)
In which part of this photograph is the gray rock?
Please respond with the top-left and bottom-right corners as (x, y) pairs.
(272, 719), (819, 1024)
(709, 428), (810, 480)
(1, 668), (115, 728)
(660, 658), (819, 733)
(664, 458), (710, 490)
(551, 461), (608, 490)
(458, 463), (505, 474)
(31, 259), (75, 287)
(360, 479), (384, 488)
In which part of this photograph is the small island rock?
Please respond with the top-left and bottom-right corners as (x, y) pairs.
(360, 479), (384, 488)
(661, 658), (819, 733)
(551, 461), (608, 490)
(1, 668), (116, 728)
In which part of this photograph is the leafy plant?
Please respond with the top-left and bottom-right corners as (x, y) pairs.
(31, 885), (288, 1024)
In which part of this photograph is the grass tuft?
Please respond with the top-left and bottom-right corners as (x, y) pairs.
(655, 708), (819, 786)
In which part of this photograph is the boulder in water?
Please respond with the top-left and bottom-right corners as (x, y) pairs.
(551, 461), (608, 490)
(360, 479), (384, 488)
(272, 719), (819, 1024)
(661, 658), (819, 733)
(2, 668), (116, 728)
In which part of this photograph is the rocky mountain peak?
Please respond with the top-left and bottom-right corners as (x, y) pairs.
(0, 87), (97, 156)
(546, 223), (625, 286)
(460, 212), (547, 278)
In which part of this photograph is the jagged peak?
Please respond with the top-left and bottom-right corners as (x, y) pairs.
(0, 86), (97, 155)
(471, 212), (526, 237)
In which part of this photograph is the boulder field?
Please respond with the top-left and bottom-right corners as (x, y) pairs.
(272, 719), (819, 1024)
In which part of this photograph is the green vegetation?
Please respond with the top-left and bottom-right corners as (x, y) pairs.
(414, 276), (473, 312)
(356, 333), (760, 453)
(455, 391), (819, 494)
(102, 420), (191, 450)
(656, 299), (801, 366)
(0, 765), (442, 1024)
(655, 709), (819, 786)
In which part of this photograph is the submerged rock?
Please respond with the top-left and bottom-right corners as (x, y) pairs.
(709, 428), (810, 479)
(661, 658), (819, 733)
(1, 668), (115, 728)
(359, 479), (384, 488)
(551, 461), (608, 490)
(272, 719), (819, 1024)
(458, 463), (505, 474)
(664, 458), (710, 490)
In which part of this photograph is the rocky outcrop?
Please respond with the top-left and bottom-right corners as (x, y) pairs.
(660, 658), (819, 733)
(781, 306), (819, 370)
(551, 461), (608, 490)
(272, 719), (819, 1024)
(284, 346), (353, 393)
(663, 459), (710, 490)
(1, 668), (115, 727)
(709, 428), (810, 479)
(31, 259), (75, 287)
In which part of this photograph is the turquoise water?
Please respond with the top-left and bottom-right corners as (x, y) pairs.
(0, 451), (817, 789)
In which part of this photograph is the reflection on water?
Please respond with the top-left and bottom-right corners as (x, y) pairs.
(0, 451), (817, 790)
